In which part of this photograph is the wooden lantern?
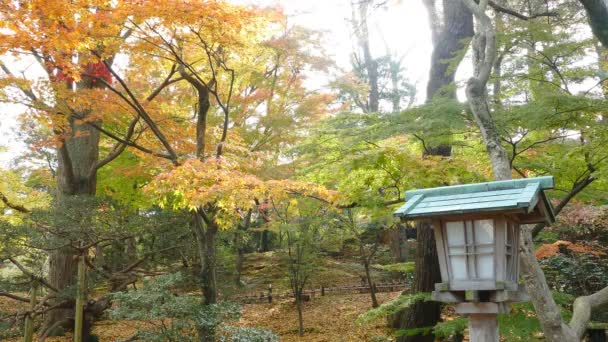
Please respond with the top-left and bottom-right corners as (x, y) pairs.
(394, 177), (555, 341)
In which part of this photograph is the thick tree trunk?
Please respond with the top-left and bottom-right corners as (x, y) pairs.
(260, 230), (271, 252)
(519, 226), (577, 341)
(192, 212), (218, 305)
(426, 0), (474, 100)
(392, 221), (442, 342)
(465, 77), (511, 179)
(579, 0), (608, 47)
(195, 85), (210, 158)
(202, 224), (218, 305)
(43, 112), (100, 336)
(462, 1), (608, 340)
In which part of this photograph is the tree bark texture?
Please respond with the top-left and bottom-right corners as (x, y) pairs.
(192, 212), (219, 305)
(463, 0), (511, 180)
(297, 297), (305, 336)
(426, 0), (474, 100)
(579, 0), (608, 47)
(192, 211), (219, 341)
(44, 96), (101, 334)
(392, 221), (442, 342)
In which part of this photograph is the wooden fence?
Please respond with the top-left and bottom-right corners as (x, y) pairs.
(235, 279), (407, 304)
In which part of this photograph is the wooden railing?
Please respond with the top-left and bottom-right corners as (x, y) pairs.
(234, 279), (408, 304)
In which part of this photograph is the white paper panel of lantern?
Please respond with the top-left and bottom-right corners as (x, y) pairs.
(446, 221), (467, 280)
(474, 219), (494, 279)
(445, 219), (496, 281)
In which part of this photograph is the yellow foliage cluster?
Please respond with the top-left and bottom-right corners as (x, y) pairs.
(146, 158), (338, 229)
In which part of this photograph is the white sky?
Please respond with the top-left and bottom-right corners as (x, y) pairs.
(258, 0), (463, 98)
(0, 0), (462, 167)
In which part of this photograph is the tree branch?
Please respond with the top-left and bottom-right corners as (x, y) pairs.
(0, 192), (30, 213)
(7, 258), (58, 293)
(0, 292), (31, 303)
(488, 1), (558, 20)
(93, 116), (140, 172)
(92, 54), (179, 164)
(570, 285), (608, 339)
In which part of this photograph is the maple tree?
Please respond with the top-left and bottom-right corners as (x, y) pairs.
(0, 0), (333, 339)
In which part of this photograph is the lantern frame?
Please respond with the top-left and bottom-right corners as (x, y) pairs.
(431, 215), (520, 292)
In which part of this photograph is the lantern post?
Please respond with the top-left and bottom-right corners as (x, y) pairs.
(394, 177), (555, 342)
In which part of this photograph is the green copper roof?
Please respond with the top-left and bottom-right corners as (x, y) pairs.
(394, 176), (555, 223)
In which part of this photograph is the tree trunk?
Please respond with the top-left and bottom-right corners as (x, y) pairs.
(192, 211), (219, 341)
(426, 0), (474, 100)
(392, 221), (442, 342)
(465, 77), (511, 179)
(363, 257), (379, 308)
(260, 230), (271, 252)
(235, 246), (244, 286)
(579, 0), (608, 47)
(235, 210), (252, 286)
(202, 224), (218, 305)
(23, 281), (37, 342)
(353, 0), (379, 113)
(297, 296), (304, 336)
(74, 255), (86, 342)
(192, 211), (219, 305)
(43, 112), (100, 335)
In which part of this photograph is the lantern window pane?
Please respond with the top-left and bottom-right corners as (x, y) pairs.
(445, 221), (468, 279)
(474, 219), (494, 244)
(451, 255), (468, 280)
(506, 222), (518, 281)
(444, 219), (496, 281)
(446, 221), (465, 246)
(474, 220), (495, 279)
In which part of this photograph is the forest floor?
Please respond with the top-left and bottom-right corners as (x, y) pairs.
(1, 289), (400, 341)
(1, 252), (403, 341)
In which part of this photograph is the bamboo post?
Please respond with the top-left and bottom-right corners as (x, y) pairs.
(74, 254), (86, 342)
(23, 280), (38, 342)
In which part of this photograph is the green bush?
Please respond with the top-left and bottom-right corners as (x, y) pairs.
(540, 252), (608, 296)
(110, 273), (277, 341)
